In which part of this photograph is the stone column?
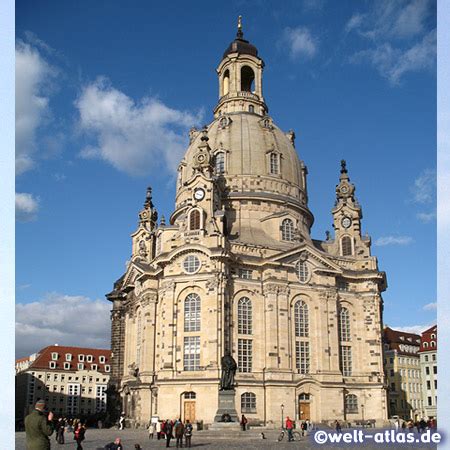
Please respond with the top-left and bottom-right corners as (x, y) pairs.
(264, 284), (280, 370)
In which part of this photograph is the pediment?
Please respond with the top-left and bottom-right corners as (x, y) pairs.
(270, 244), (342, 273)
(123, 261), (146, 287)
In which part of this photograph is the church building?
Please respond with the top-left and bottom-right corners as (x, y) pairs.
(107, 20), (388, 427)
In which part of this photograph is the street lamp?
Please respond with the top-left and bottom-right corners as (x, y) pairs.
(281, 404), (284, 429)
(361, 404), (365, 428)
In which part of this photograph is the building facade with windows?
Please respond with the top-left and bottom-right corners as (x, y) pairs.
(15, 346), (111, 422)
(383, 327), (423, 420)
(108, 22), (388, 427)
(419, 325), (437, 419)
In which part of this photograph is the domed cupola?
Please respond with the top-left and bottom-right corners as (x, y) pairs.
(214, 16), (267, 118)
(223, 16), (259, 59)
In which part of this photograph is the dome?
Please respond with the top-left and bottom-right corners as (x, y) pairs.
(223, 34), (258, 59)
(183, 114), (303, 188)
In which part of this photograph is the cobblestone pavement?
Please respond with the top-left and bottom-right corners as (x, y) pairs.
(15, 428), (437, 449)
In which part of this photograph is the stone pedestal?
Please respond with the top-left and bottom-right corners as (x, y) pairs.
(213, 390), (239, 423)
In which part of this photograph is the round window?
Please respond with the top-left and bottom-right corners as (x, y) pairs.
(183, 255), (201, 274)
(296, 261), (309, 283)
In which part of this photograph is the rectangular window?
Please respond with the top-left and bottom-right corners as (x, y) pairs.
(67, 383), (80, 415)
(426, 366), (430, 375)
(91, 364), (98, 371)
(425, 355), (429, 362)
(95, 385), (107, 413)
(87, 355), (93, 363)
(78, 354), (85, 362)
(433, 366), (437, 374)
(340, 345), (352, 376)
(183, 336), (200, 371)
(49, 361), (56, 369)
(238, 339), (253, 373)
(239, 268), (253, 280)
(390, 369), (394, 376)
(427, 380), (431, 390)
(337, 280), (349, 291)
(432, 354), (436, 361)
(105, 365), (111, 372)
(270, 153), (279, 175)
(434, 380), (437, 389)
(99, 356), (106, 364)
(65, 353), (72, 361)
(63, 362), (70, 370)
(77, 363), (84, 370)
(428, 396), (432, 406)
(295, 341), (310, 375)
(51, 352), (58, 361)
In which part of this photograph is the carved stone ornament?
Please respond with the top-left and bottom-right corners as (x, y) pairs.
(264, 284), (279, 295)
(218, 116), (232, 129)
(299, 251), (308, 262)
(206, 278), (219, 291)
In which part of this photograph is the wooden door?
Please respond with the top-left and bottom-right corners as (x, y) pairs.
(299, 402), (310, 420)
(184, 401), (196, 423)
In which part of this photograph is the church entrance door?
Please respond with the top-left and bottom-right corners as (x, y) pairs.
(184, 401), (196, 423)
(298, 393), (311, 421)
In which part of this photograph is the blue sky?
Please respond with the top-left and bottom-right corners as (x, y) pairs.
(15, 0), (436, 357)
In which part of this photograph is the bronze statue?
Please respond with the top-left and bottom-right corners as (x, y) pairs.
(220, 352), (237, 390)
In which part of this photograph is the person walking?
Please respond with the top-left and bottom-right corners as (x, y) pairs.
(156, 420), (162, 439)
(165, 419), (173, 448)
(56, 418), (65, 444)
(184, 420), (193, 448)
(285, 416), (294, 442)
(119, 413), (125, 430)
(25, 399), (54, 450)
(240, 414), (248, 431)
(335, 420), (342, 433)
(175, 419), (185, 448)
(74, 422), (86, 450)
(148, 421), (155, 439)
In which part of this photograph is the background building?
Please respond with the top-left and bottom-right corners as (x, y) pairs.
(15, 345), (111, 424)
(419, 325), (437, 419)
(383, 327), (423, 420)
(108, 22), (388, 428)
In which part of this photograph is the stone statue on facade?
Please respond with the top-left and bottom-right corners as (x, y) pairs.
(219, 352), (237, 390)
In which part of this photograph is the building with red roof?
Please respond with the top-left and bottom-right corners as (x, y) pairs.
(15, 345), (111, 423)
(418, 325), (437, 419)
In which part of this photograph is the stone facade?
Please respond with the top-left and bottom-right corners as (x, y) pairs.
(383, 327), (423, 420)
(419, 325), (437, 419)
(107, 23), (388, 428)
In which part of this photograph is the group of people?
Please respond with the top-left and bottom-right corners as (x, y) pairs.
(284, 416), (313, 441)
(394, 417), (437, 432)
(53, 417), (87, 448)
(148, 418), (194, 448)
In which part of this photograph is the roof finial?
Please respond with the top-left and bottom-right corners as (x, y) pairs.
(340, 159), (347, 174)
(144, 186), (153, 208)
(237, 15), (243, 39)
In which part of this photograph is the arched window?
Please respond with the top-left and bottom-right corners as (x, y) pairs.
(241, 392), (256, 413)
(184, 293), (201, 332)
(214, 152), (225, 174)
(299, 393), (310, 401)
(249, 104), (254, 113)
(345, 394), (358, 413)
(184, 391), (196, 399)
(238, 297), (252, 335)
(281, 218), (294, 241)
(270, 153), (279, 175)
(295, 300), (309, 337)
(339, 307), (351, 342)
(341, 236), (352, 256)
(340, 345), (352, 376)
(189, 209), (201, 230)
(296, 261), (309, 283)
(223, 69), (230, 96)
(241, 66), (255, 92)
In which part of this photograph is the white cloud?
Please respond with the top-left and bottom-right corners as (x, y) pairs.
(282, 27), (318, 60)
(16, 293), (111, 358)
(15, 40), (56, 175)
(412, 168), (436, 203)
(15, 192), (39, 222)
(391, 324), (432, 335)
(423, 302), (437, 311)
(345, 13), (366, 33)
(351, 29), (436, 85)
(374, 235), (413, 246)
(75, 78), (202, 176)
(417, 211), (436, 223)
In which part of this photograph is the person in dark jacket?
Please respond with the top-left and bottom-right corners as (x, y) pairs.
(104, 437), (123, 449)
(74, 422), (86, 449)
(184, 420), (193, 448)
(55, 418), (65, 444)
(174, 419), (184, 448)
(25, 399), (54, 450)
(165, 419), (173, 447)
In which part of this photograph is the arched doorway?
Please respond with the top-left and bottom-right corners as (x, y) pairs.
(298, 393), (311, 421)
(183, 392), (196, 423)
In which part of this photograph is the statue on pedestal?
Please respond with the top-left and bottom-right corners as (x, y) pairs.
(219, 352), (237, 391)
